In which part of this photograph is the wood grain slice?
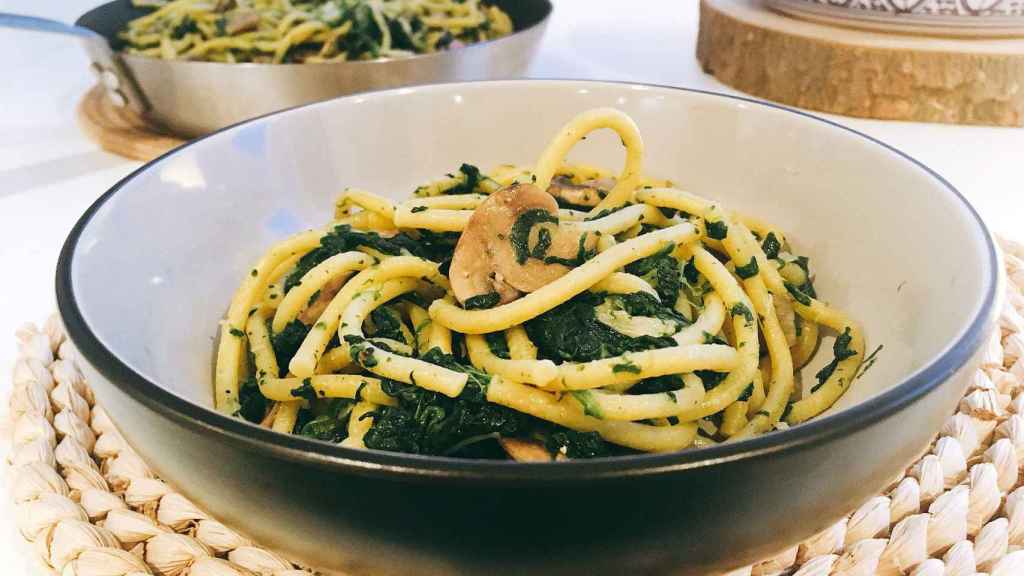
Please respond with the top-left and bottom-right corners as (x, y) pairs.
(697, 0), (1024, 127)
(76, 86), (188, 163)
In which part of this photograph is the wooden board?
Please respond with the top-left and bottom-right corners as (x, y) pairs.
(697, 0), (1024, 127)
(77, 86), (188, 162)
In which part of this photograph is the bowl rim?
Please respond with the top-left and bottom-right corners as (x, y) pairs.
(56, 79), (1000, 483)
(77, 0), (554, 70)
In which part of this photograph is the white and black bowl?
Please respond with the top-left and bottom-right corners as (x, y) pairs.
(56, 80), (999, 575)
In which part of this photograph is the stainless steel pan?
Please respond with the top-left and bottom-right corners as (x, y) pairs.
(1, 0), (551, 137)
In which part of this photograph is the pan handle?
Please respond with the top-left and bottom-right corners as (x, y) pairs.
(0, 12), (149, 116)
(0, 12), (104, 38)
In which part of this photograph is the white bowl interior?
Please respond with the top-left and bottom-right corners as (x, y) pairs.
(70, 81), (992, 423)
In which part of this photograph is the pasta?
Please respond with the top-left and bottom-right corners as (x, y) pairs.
(214, 108), (870, 460)
(119, 0), (514, 64)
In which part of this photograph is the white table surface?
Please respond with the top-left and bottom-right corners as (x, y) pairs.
(0, 0), (1021, 572)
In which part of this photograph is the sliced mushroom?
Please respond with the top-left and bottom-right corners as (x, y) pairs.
(214, 0), (237, 12)
(546, 175), (616, 208)
(499, 438), (554, 462)
(225, 11), (260, 35)
(298, 276), (346, 325)
(449, 183), (598, 305)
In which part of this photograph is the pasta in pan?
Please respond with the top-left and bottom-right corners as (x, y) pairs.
(214, 108), (871, 460)
(119, 0), (514, 64)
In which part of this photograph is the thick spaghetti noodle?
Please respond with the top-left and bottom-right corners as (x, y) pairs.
(119, 0), (514, 64)
(214, 108), (869, 460)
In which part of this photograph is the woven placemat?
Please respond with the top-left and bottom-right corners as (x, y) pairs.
(8, 239), (1024, 576)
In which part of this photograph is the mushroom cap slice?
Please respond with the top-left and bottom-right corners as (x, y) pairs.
(298, 276), (346, 325)
(499, 437), (555, 462)
(225, 11), (261, 35)
(546, 175), (616, 208)
(449, 183), (598, 305)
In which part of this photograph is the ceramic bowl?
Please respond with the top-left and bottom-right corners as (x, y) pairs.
(765, 0), (1024, 36)
(56, 80), (999, 575)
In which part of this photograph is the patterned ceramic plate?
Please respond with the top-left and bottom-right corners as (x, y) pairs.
(764, 0), (1024, 36)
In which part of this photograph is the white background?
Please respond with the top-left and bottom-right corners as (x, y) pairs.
(1, 0), (1022, 572)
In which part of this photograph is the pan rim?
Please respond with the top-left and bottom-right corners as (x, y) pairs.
(74, 0), (553, 69)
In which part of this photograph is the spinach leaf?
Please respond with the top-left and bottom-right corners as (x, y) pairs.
(543, 429), (611, 459)
(811, 327), (856, 392)
(362, 350), (528, 456)
(510, 209), (558, 264)
(464, 292), (500, 310)
(484, 332), (510, 359)
(271, 319), (310, 375)
(524, 292), (677, 362)
(236, 375), (266, 423)
(624, 243), (681, 304)
(366, 306), (408, 344)
(283, 225), (457, 293)
(761, 232), (781, 259)
(445, 163), (483, 195)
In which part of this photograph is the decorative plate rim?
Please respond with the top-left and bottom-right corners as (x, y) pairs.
(765, 0), (1024, 29)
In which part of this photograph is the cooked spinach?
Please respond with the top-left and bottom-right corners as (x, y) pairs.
(705, 219), (728, 240)
(611, 360), (641, 374)
(464, 292), (501, 310)
(735, 257), (759, 279)
(811, 327), (856, 392)
(524, 292), (678, 362)
(530, 227), (553, 259)
(445, 163), (483, 195)
(585, 203), (632, 222)
(236, 375), (266, 423)
(761, 232), (781, 259)
(631, 375), (683, 395)
(335, 3), (380, 59)
(543, 429), (611, 459)
(543, 232), (597, 268)
(569, 390), (604, 419)
(290, 377), (319, 402)
(484, 332), (510, 359)
(624, 242), (681, 303)
(361, 349), (529, 456)
(344, 334), (379, 368)
(608, 292), (687, 327)
(366, 306), (408, 343)
(283, 225), (456, 292)
(730, 302), (754, 326)
(171, 16), (199, 39)
(784, 282), (812, 306)
(510, 208), (558, 264)
(694, 370), (728, 390)
(297, 398), (356, 442)
(683, 257), (700, 285)
(738, 383), (754, 401)
(271, 319), (309, 375)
